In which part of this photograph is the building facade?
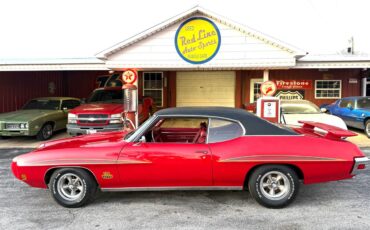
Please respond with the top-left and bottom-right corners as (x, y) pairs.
(0, 6), (369, 113)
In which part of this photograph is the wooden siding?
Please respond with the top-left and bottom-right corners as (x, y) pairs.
(0, 71), (106, 113)
(269, 69), (362, 106)
(107, 14), (296, 69)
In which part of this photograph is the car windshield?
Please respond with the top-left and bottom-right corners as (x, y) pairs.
(88, 89), (123, 104)
(357, 98), (370, 109)
(124, 115), (156, 141)
(23, 100), (60, 110)
(282, 101), (321, 114)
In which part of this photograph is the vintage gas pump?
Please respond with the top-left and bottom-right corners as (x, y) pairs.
(256, 81), (281, 123)
(121, 69), (138, 129)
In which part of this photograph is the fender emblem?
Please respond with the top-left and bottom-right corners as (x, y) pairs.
(20, 174), (27, 181)
(102, 172), (113, 180)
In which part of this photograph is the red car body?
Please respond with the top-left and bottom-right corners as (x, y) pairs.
(11, 107), (369, 208)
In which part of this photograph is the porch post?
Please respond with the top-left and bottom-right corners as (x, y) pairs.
(263, 69), (269, 82)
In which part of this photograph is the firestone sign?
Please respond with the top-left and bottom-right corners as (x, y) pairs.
(175, 17), (221, 64)
(275, 80), (312, 89)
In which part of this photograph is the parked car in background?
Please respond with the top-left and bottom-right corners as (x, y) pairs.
(323, 96), (370, 137)
(281, 100), (347, 130)
(0, 97), (80, 140)
(67, 87), (155, 136)
(11, 107), (368, 208)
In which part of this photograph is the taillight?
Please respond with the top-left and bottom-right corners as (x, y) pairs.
(357, 164), (366, 170)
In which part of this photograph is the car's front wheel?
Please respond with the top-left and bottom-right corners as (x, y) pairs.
(49, 168), (97, 208)
(365, 120), (370, 138)
(36, 123), (54, 141)
(248, 165), (299, 208)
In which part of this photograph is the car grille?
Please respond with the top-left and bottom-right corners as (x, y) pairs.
(77, 114), (109, 125)
(5, 123), (22, 130)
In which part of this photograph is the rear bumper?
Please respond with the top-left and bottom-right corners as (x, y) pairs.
(67, 123), (123, 136)
(351, 157), (370, 175)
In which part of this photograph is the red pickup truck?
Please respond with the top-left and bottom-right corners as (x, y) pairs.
(67, 86), (154, 136)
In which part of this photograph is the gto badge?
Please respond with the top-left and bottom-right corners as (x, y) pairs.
(102, 172), (113, 180)
(20, 174), (27, 181)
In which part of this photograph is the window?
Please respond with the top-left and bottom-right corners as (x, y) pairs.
(61, 100), (80, 110)
(208, 118), (244, 143)
(315, 80), (341, 99)
(250, 79), (263, 103)
(143, 72), (163, 107)
(339, 99), (352, 108)
(142, 117), (208, 143)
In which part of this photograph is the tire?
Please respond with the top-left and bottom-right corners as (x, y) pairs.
(36, 123), (53, 141)
(248, 165), (299, 208)
(365, 120), (370, 138)
(49, 168), (97, 208)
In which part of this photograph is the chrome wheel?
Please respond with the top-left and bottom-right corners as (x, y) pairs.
(57, 173), (84, 202)
(260, 171), (291, 200)
(366, 122), (370, 136)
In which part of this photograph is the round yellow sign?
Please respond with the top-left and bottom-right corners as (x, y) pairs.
(175, 17), (221, 64)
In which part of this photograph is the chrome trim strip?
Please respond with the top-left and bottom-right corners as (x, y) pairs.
(219, 155), (346, 162)
(101, 186), (243, 192)
(17, 159), (151, 167)
(351, 157), (369, 175)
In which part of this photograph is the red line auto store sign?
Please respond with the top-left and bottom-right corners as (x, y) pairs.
(274, 80), (312, 100)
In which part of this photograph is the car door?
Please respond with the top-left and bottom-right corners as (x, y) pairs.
(116, 116), (212, 188)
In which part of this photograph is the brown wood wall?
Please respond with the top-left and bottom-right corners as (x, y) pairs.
(0, 69), (364, 113)
(0, 71), (107, 113)
(269, 69), (362, 106)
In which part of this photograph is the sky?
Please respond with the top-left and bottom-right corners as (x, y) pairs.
(0, 0), (369, 59)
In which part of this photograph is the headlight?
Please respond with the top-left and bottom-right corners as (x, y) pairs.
(19, 123), (28, 129)
(68, 113), (77, 124)
(110, 113), (123, 124)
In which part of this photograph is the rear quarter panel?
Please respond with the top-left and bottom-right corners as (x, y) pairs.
(209, 135), (363, 186)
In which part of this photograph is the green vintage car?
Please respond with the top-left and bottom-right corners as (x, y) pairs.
(0, 97), (80, 140)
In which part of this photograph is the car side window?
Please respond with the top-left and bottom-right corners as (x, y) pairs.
(61, 100), (81, 110)
(339, 99), (349, 108)
(142, 117), (208, 144)
(208, 118), (244, 143)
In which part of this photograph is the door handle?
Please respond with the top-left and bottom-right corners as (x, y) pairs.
(195, 150), (208, 154)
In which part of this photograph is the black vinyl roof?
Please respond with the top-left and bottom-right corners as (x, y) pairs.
(155, 107), (296, 136)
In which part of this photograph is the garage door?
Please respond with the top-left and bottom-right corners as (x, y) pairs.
(176, 71), (235, 107)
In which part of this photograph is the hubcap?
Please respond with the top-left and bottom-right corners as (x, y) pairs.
(57, 173), (84, 201)
(43, 125), (52, 139)
(366, 123), (370, 135)
(260, 171), (290, 200)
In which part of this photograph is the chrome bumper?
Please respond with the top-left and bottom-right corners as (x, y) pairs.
(351, 157), (370, 175)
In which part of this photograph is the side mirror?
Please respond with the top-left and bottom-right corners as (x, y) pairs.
(320, 108), (327, 113)
(133, 136), (146, 146)
(138, 136), (146, 143)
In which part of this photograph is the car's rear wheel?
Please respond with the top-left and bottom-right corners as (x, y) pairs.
(49, 168), (97, 208)
(365, 120), (370, 138)
(248, 165), (299, 208)
(36, 123), (53, 141)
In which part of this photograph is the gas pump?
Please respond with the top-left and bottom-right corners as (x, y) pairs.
(256, 81), (281, 123)
(121, 69), (138, 129)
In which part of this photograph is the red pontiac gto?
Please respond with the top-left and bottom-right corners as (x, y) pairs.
(11, 107), (369, 208)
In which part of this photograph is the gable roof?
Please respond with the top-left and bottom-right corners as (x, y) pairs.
(95, 6), (307, 59)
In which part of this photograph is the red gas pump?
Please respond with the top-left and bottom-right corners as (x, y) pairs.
(121, 69), (138, 129)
